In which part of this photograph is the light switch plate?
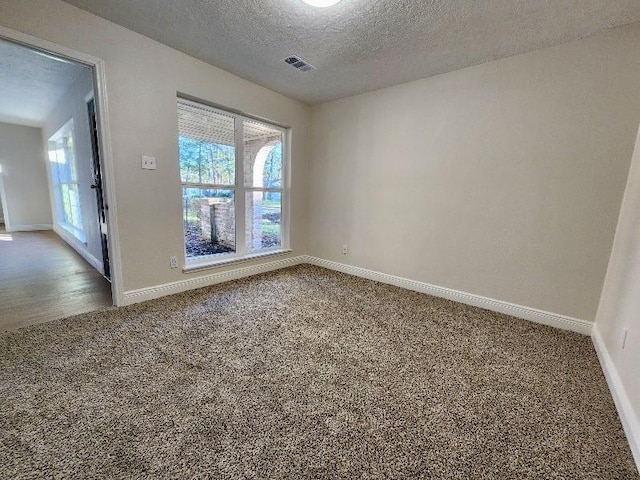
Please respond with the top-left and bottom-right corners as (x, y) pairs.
(141, 155), (157, 170)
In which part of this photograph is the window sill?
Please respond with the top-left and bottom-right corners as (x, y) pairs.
(182, 248), (293, 274)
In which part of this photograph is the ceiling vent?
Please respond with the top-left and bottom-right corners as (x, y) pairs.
(283, 55), (315, 72)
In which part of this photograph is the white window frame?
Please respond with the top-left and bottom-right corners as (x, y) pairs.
(177, 97), (291, 271)
(48, 119), (86, 244)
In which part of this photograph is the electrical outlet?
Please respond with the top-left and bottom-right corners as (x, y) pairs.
(621, 329), (629, 349)
(342, 244), (348, 255)
(169, 256), (178, 269)
(141, 155), (157, 170)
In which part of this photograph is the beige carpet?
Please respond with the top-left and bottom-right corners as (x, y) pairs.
(0, 265), (637, 479)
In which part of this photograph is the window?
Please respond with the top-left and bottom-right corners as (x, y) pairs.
(48, 120), (85, 243)
(177, 98), (288, 266)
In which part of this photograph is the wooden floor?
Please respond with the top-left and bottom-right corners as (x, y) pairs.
(0, 224), (112, 331)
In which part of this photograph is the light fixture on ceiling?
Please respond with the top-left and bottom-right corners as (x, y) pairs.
(302, 0), (341, 7)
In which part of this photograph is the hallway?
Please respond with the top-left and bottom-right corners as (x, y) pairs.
(0, 225), (112, 331)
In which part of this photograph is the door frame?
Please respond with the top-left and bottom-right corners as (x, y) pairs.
(0, 26), (124, 306)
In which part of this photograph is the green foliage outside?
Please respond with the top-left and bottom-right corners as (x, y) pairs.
(179, 136), (234, 186)
(178, 136), (282, 190)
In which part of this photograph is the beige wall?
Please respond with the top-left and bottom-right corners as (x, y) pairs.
(0, 0), (311, 293)
(595, 124), (640, 454)
(309, 24), (640, 322)
(0, 122), (51, 230)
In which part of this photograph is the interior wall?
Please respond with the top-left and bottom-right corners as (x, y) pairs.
(42, 67), (103, 269)
(0, 122), (52, 231)
(309, 24), (640, 322)
(0, 0), (311, 293)
(594, 124), (640, 462)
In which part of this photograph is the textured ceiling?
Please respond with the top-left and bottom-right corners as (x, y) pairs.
(0, 39), (88, 127)
(61, 0), (640, 105)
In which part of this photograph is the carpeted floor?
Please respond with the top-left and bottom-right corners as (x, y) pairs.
(0, 265), (637, 479)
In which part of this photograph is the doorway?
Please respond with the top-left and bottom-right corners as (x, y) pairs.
(0, 28), (121, 329)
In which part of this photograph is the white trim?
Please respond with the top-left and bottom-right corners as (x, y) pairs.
(53, 224), (105, 275)
(235, 114), (246, 257)
(93, 60), (122, 304)
(0, 168), (12, 230)
(304, 256), (593, 335)
(123, 255), (306, 305)
(83, 251), (104, 275)
(126, 254), (593, 334)
(0, 26), (123, 307)
(592, 328), (640, 472)
(5, 224), (53, 232)
(282, 127), (292, 251)
(183, 248), (293, 273)
(0, 27), (103, 66)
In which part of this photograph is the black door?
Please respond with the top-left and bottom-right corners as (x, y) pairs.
(87, 98), (111, 280)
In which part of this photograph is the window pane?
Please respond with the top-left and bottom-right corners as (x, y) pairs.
(183, 188), (235, 258)
(62, 183), (83, 231)
(246, 191), (281, 250)
(63, 136), (77, 180)
(48, 120), (84, 243)
(243, 120), (283, 188)
(178, 101), (235, 186)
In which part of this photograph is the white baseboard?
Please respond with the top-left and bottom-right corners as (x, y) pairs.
(5, 223), (52, 232)
(82, 251), (105, 275)
(53, 225), (104, 275)
(123, 255), (307, 305)
(123, 254), (591, 334)
(592, 328), (640, 472)
(304, 256), (592, 335)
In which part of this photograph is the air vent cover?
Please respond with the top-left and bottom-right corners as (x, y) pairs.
(283, 55), (315, 72)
